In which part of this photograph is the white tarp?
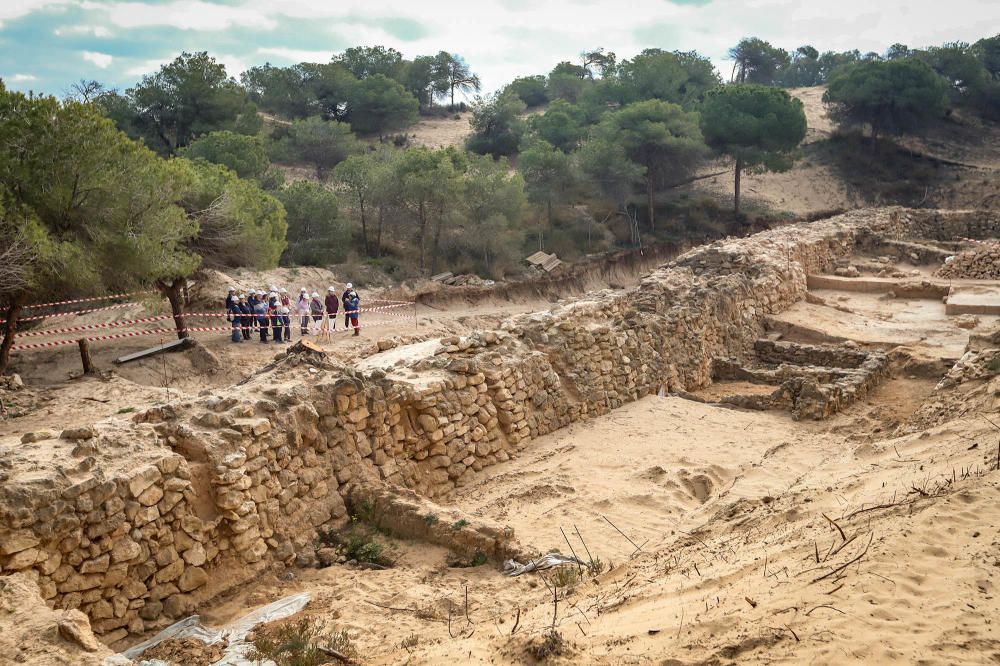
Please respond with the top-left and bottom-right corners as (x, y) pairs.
(109, 592), (311, 666)
(503, 553), (584, 576)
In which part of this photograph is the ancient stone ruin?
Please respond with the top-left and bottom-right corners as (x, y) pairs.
(2, 206), (998, 644)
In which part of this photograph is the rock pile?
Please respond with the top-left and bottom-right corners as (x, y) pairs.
(935, 243), (1000, 280)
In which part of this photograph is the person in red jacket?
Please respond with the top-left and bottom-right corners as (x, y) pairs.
(324, 286), (339, 334)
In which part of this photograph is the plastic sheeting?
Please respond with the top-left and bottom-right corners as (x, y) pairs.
(503, 553), (585, 576)
(108, 592), (311, 666)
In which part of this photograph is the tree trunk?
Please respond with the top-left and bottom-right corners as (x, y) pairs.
(358, 195), (369, 256)
(77, 338), (95, 375)
(547, 197), (553, 226)
(734, 156), (743, 215)
(418, 202), (427, 274)
(376, 206), (384, 258)
(646, 177), (655, 232)
(450, 85), (455, 109)
(157, 278), (189, 340)
(431, 217), (443, 275)
(0, 297), (24, 376)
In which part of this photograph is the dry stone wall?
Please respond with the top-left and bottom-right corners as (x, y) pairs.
(0, 207), (933, 642)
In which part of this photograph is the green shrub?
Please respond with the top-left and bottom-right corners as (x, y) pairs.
(245, 617), (356, 666)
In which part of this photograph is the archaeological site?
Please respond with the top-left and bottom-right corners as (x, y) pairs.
(4, 204), (1000, 664)
(4, 13), (1000, 663)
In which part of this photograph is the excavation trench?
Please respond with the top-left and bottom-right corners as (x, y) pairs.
(1, 206), (998, 652)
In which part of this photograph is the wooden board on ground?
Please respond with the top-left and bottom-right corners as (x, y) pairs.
(525, 251), (551, 266)
(114, 338), (192, 364)
(298, 339), (325, 353)
(431, 272), (454, 283)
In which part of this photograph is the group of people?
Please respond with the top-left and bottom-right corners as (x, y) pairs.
(225, 283), (362, 344)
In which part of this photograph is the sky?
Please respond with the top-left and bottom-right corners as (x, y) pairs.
(1, 0), (998, 98)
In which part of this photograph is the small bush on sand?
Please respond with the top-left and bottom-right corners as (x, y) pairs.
(246, 617), (357, 666)
(526, 630), (565, 661)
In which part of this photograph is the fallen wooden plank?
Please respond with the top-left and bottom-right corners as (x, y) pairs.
(430, 272), (454, 282)
(114, 338), (192, 364)
(525, 251), (551, 265)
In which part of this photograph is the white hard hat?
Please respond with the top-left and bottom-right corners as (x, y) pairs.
(228, 286), (235, 292)
(300, 287), (307, 292)
(269, 284), (278, 291)
(346, 283), (353, 289)
(328, 286), (335, 292)
(280, 288), (287, 294)
(280, 306), (289, 314)
(269, 291), (277, 298)
(311, 292), (319, 298)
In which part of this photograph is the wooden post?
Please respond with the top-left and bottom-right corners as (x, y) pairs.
(77, 338), (95, 375)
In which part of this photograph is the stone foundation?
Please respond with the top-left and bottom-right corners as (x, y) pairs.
(1, 206), (966, 642)
(712, 340), (890, 420)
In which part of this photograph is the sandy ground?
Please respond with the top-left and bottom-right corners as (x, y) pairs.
(176, 372), (1000, 665)
(409, 112), (473, 150)
(99, 272), (997, 665)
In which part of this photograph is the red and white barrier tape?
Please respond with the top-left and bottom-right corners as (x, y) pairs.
(9, 315), (177, 339)
(11, 316), (416, 351)
(11, 327), (177, 351)
(22, 291), (151, 311)
(0, 302), (139, 325)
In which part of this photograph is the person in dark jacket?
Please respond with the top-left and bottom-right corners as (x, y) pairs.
(345, 291), (361, 336)
(269, 294), (282, 343)
(253, 296), (269, 342)
(228, 295), (242, 342)
(342, 283), (359, 328)
(225, 287), (236, 321)
(238, 295), (252, 340)
(324, 287), (339, 332)
(309, 292), (324, 334)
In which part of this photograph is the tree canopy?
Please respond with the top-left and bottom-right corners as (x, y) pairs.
(466, 92), (527, 157)
(0, 84), (200, 366)
(701, 84), (807, 213)
(347, 74), (420, 138)
(102, 51), (260, 155)
(595, 100), (707, 230)
(269, 117), (364, 179)
(275, 181), (346, 266)
(824, 58), (949, 142)
(180, 130), (271, 181)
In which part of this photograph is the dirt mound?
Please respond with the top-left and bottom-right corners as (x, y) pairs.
(0, 574), (111, 665)
(936, 243), (1000, 279)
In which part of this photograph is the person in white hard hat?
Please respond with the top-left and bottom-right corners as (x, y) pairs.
(225, 287), (236, 323)
(309, 292), (325, 339)
(297, 288), (311, 335)
(342, 283), (356, 329)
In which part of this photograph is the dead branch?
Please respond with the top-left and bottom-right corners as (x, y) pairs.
(809, 533), (874, 585)
(822, 513), (846, 542)
(805, 604), (846, 616)
(317, 646), (354, 664)
(602, 515), (642, 555)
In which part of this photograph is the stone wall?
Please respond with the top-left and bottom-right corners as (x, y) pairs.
(0, 207), (926, 642)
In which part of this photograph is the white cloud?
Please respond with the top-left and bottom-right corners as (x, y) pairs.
(55, 24), (113, 37)
(125, 57), (172, 77)
(0, 0), (69, 21)
(82, 51), (113, 69)
(256, 47), (332, 63)
(216, 53), (251, 78)
(7, 74), (38, 82)
(82, 0), (276, 31)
